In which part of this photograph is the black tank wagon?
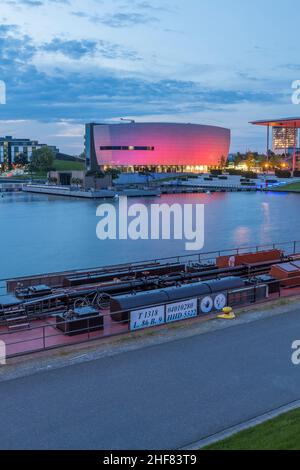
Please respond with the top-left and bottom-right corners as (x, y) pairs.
(110, 276), (248, 323)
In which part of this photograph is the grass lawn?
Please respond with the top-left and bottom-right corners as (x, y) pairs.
(272, 182), (300, 192)
(52, 159), (85, 171)
(203, 408), (300, 450)
(1, 159), (85, 179)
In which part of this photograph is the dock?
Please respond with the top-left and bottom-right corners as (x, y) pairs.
(22, 184), (161, 198)
(160, 184), (258, 193)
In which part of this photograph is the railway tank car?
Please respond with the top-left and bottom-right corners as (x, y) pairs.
(110, 276), (249, 323)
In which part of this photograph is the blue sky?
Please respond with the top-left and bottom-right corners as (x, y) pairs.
(0, 0), (299, 154)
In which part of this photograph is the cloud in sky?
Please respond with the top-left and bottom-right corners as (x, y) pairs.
(5, 0), (70, 6)
(40, 37), (141, 61)
(39, 37), (140, 61)
(42, 38), (98, 59)
(0, 0), (299, 153)
(1, 35), (285, 123)
(1, 22), (283, 125)
(118, 0), (172, 12)
(5, 0), (44, 5)
(98, 12), (158, 28)
(71, 11), (158, 28)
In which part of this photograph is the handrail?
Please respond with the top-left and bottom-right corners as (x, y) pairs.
(2, 239), (300, 284)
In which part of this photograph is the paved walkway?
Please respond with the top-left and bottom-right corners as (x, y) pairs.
(1, 304), (300, 449)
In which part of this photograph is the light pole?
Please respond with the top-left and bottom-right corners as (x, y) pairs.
(293, 121), (297, 175)
(266, 124), (270, 164)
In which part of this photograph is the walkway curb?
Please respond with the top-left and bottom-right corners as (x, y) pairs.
(181, 399), (300, 450)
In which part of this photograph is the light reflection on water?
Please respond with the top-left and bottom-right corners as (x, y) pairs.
(0, 191), (298, 279)
(233, 226), (251, 245)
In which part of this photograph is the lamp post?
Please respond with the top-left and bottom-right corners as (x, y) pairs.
(266, 124), (270, 164)
(293, 121), (297, 175)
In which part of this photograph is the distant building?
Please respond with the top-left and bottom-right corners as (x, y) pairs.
(251, 117), (300, 171)
(85, 122), (230, 173)
(272, 127), (298, 153)
(0, 135), (59, 166)
(275, 146), (300, 156)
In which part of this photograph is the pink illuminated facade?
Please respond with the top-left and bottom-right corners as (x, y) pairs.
(85, 122), (230, 172)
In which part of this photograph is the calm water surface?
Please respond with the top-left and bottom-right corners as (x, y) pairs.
(0, 191), (298, 279)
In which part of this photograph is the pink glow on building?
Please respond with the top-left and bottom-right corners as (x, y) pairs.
(93, 123), (230, 168)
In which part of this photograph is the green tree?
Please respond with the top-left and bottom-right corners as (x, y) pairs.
(104, 168), (121, 180)
(269, 154), (283, 169)
(233, 152), (244, 166)
(85, 169), (105, 178)
(245, 152), (256, 170)
(14, 153), (28, 166)
(219, 155), (227, 169)
(49, 176), (58, 184)
(256, 154), (268, 170)
(71, 177), (83, 187)
(29, 147), (54, 173)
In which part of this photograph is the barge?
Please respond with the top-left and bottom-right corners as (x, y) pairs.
(1, 240), (300, 358)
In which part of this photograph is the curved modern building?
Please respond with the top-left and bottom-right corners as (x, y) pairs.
(85, 122), (230, 172)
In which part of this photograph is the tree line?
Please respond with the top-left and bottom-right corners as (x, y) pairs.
(231, 151), (288, 170)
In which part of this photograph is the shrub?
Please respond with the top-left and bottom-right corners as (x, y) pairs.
(242, 171), (257, 179)
(275, 169), (291, 178)
(226, 170), (257, 178)
(85, 169), (105, 178)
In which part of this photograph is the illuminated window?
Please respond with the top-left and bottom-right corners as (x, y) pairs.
(100, 146), (154, 151)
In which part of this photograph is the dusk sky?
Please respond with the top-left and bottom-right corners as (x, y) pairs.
(0, 0), (299, 154)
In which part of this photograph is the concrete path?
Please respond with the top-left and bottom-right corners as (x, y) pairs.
(1, 307), (300, 449)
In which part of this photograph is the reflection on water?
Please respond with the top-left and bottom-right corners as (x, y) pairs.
(233, 226), (251, 246)
(0, 191), (299, 279)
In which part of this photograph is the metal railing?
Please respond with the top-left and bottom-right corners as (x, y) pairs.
(2, 239), (300, 292)
(1, 241), (300, 359)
